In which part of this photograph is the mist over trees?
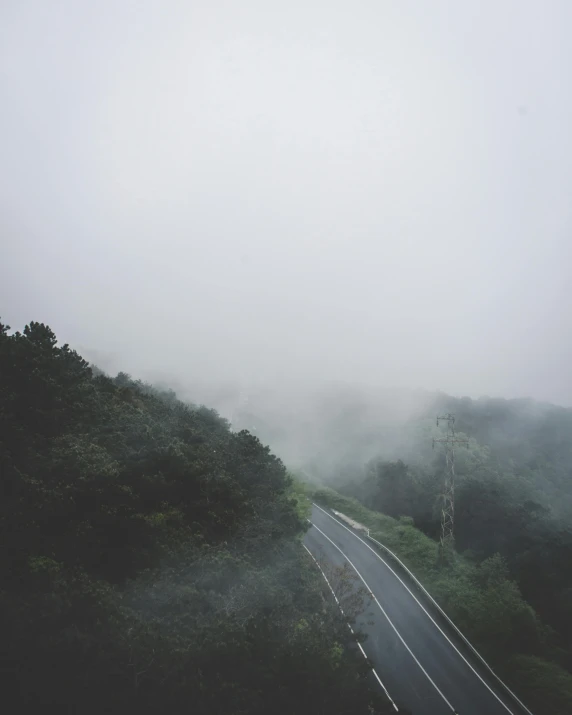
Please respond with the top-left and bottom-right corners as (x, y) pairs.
(3, 318), (572, 713)
(0, 321), (390, 715)
(232, 384), (572, 679)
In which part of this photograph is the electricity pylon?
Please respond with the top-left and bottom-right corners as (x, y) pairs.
(433, 413), (468, 561)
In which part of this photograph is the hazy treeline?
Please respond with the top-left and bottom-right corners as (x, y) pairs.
(0, 321), (390, 715)
(339, 400), (572, 673)
(234, 385), (572, 683)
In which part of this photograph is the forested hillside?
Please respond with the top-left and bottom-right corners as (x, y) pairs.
(333, 399), (572, 676)
(0, 321), (389, 715)
(232, 384), (572, 698)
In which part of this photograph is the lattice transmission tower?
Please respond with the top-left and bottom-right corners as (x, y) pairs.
(433, 413), (468, 560)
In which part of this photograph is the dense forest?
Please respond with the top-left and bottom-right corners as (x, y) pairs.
(231, 383), (572, 710)
(0, 321), (390, 715)
(234, 384), (572, 654)
(332, 396), (572, 674)
(4, 320), (572, 713)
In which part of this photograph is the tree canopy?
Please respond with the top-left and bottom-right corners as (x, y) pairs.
(0, 320), (390, 715)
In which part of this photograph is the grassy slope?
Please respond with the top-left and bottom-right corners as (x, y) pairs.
(311, 486), (572, 715)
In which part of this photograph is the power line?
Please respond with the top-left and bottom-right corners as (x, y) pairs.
(432, 413), (468, 560)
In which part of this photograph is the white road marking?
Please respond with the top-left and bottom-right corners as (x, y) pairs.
(302, 544), (399, 711)
(313, 503), (518, 715)
(363, 534), (533, 715)
(309, 522), (456, 711)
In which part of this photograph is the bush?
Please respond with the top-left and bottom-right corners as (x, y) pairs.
(311, 486), (572, 714)
(0, 321), (392, 715)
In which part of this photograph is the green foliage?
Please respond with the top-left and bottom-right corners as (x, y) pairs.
(325, 399), (572, 673)
(226, 381), (572, 710)
(312, 488), (572, 714)
(434, 554), (544, 658)
(0, 321), (391, 715)
(287, 472), (312, 522)
(504, 656), (572, 715)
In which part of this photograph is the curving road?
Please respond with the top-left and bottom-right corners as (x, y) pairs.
(304, 503), (524, 715)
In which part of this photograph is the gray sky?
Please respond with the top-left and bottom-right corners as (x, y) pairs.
(2, 1), (572, 405)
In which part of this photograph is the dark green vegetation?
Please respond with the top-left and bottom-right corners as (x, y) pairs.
(0, 321), (391, 715)
(335, 402), (572, 667)
(231, 385), (572, 714)
(312, 488), (572, 715)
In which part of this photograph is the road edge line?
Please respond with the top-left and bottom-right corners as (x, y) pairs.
(313, 502), (532, 715)
(302, 544), (399, 712)
(308, 522), (456, 711)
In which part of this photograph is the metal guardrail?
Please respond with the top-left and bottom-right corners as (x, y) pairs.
(364, 532), (534, 715)
(317, 503), (535, 715)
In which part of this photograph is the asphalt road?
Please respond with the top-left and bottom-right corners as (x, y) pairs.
(304, 503), (520, 715)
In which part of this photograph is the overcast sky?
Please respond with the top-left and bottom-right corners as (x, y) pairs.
(2, 1), (572, 405)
